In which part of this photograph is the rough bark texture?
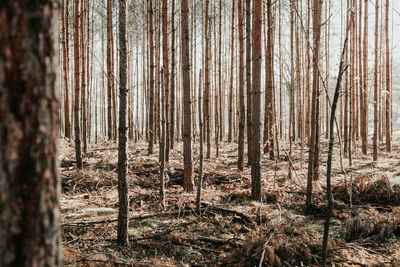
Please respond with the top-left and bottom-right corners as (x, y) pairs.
(117, 0), (129, 246)
(0, 1), (62, 265)
(251, 0), (262, 201)
(181, 0), (193, 192)
(238, 0), (245, 171)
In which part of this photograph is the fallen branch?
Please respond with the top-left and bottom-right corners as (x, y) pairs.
(168, 235), (223, 253)
(198, 236), (243, 247)
(201, 202), (255, 226)
(62, 211), (185, 226)
(67, 258), (131, 265)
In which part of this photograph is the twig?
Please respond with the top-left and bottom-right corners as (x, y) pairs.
(259, 233), (274, 267)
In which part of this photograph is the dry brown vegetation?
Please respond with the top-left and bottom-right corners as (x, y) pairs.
(61, 138), (400, 266)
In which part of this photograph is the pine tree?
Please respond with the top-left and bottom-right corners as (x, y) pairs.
(117, 0), (129, 246)
(251, 0), (262, 201)
(182, 0), (194, 192)
(0, 1), (62, 264)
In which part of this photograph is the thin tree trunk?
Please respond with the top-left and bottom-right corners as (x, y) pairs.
(117, 0), (128, 246)
(170, 0), (176, 150)
(62, 0), (71, 138)
(204, 0), (211, 158)
(182, 0), (194, 192)
(238, 0), (245, 170)
(228, 0), (235, 143)
(81, 0), (87, 154)
(246, 0), (253, 165)
(162, 0), (170, 162)
(74, 0), (83, 169)
(217, 0), (222, 153)
(148, 0), (155, 154)
(306, 0), (323, 212)
(279, 0), (284, 140)
(196, 70), (204, 213)
(373, 0), (379, 161)
(321, 12), (353, 266)
(160, 68), (166, 207)
(305, 0), (311, 145)
(361, 0), (368, 154)
(263, 0), (274, 159)
(289, 1), (295, 142)
(251, 0), (262, 201)
(385, 0), (391, 152)
(107, 0), (113, 140)
(112, 20), (117, 140)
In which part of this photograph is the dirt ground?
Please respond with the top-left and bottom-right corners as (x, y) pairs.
(60, 137), (400, 266)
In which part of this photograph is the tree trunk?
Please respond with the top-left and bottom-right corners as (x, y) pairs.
(160, 68), (166, 207)
(306, 0), (323, 212)
(263, 0), (274, 159)
(251, 0), (262, 201)
(107, 0), (113, 140)
(117, 0), (129, 246)
(216, 0), (223, 156)
(385, 0), (391, 152)
(204, 0), (211, 158)
(196, 70), (204, 213)
(0, 0), (62, 265)
(305, 0), (311, 145)
(182, 0), (194, 192)
(170, 0), (176, 150)
(361, 0), (368, 154)
(148, 0), (155, 154)
(62, 0), (71, 139)
(246, 0), (253, 165)
(373, 0), (379, 161)
(228, 0), (235, 143)
(162, 0), (170, 162)
(289, 1), (295, 142)
(74, 0), (83, 169)
(238, 0), (245, 170)
(80, 0), (87, 154)
(321, 12), (353, 266)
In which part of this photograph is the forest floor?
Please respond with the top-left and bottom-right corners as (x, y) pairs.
(60, 137), (400, 266)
